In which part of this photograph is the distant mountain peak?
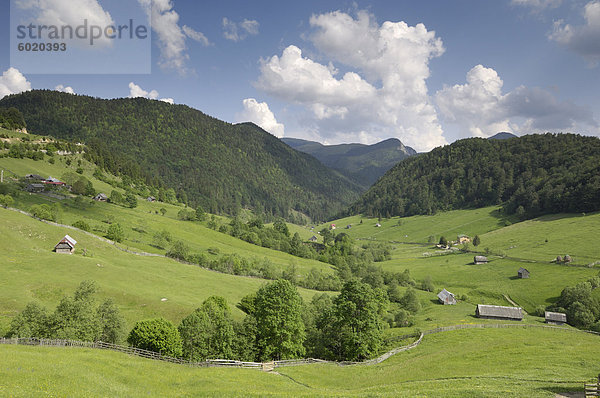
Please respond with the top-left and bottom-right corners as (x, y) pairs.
(488, 132), (518, 140)
(281, 137), (416, 188)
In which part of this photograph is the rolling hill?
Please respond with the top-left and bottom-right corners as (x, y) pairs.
(282, 137), (416, 188)
(0, 90), (362, 221)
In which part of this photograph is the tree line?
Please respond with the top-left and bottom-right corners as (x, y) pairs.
(0, 90), (362, 221)
(350, 134), (600, 220)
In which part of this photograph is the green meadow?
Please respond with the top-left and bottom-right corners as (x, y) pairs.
(0, 208), (330, 335)
(1, 327), (598, 397)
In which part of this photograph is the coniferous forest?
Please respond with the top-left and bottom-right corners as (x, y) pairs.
(349, 133), (600, 219)
(0, 90), (362, 221)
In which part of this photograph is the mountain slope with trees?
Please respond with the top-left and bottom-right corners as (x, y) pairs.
(349, 133), (600, 219)
(0, 90), (362, 221)
(282, 137), (416, 188)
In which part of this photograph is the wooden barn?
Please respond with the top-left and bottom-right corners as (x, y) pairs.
(54, 235), (77, 254)
(26, 183), (45, 193)
(437, 289), (457, 305)
(474, 255), (488, 264)
(545, 311), (567, 325)
(94, 193), (108, 202)
(309, 235), (318, 242)
(518, 267), (530, 279)
(476, 304), (523, 321)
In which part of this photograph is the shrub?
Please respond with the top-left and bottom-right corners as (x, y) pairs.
(72, 219), (91, 232)
(166, 240), (189, 260)
(127, 318), (183, 357)
(30, 204), (57, 222)
(106, 223), (124, 243)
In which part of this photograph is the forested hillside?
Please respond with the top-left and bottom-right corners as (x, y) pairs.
(349, 133), (600, 219)
(282, 137), (416, 188)
(0, 90), (361, 221)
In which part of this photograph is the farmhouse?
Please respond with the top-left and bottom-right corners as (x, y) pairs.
(94, 193), (108, 202)
(437, 289), (457, 305)
(476, 304), (523, 321)
(26, 183), (45, 193)
(518, 267), (530, 279)
(474, 255), (488, 264)
(457, 234), (470, 244)
(44, 176), (66, 186)
(545, 311), (567, 325)
(54, 235), (77, 254)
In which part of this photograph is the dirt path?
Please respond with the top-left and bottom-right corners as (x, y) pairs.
(503, 294), (528, 314)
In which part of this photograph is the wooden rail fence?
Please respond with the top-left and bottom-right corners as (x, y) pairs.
(1, 323), (597, 371)
(585, 375), (600, 397)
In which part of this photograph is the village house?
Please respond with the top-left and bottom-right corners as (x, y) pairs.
(457, 234), (470, 244)
(476, 304), (523, 321)
(25, 183), (45, 193)
(54, 235), (77, 254)
(437, 289), (457, 305)
(545, 311), (567, 325)
(474, 255), (488, 264)
(44, 176), (66, 186)
(518, 267), (530, 279)
(94, 193), (108, 202)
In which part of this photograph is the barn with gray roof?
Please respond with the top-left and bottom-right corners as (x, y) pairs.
(476, 304), (523, 321)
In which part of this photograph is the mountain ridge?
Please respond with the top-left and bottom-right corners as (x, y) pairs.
(282, 137), (416, 188)
(0, 90), (362, 221)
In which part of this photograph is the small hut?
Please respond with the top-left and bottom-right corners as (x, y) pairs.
(476, 304), (523, 321)
(345, 225), (352, 229)
(309, 235), (318, 242)
(545, 311), (567, 325)
(474, 255), (488, 264)
(54, 235), (77, 254)
(26, 183), (45, 193)
(437, 289), (457, 305)
(517, 267), (530, 279)
(94, 193), (108, 202)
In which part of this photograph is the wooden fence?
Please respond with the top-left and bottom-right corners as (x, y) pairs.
(1, 323), (597, 371)
(585, 375), (600, 397)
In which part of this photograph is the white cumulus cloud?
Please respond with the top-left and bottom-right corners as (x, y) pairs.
(16, 0), (115, 47)
(55, 84), (74, 94)
(128, 82), (173, 104)
(236, 98), (285, 138)
(0, 67), (32, 99)
(255, 10), (447, 151)
(222, 17), (259, 42)
(549, 1), (600, 66)
(182, 25), (211, 46)
(435, 64), (598, 140)
(138, 0), (210, 74)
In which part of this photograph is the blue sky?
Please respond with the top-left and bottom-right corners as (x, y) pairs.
(1, 0), (599, 151)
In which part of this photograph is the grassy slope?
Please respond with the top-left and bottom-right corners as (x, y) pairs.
(0, 209), (329, 335)
(0, 156), (333, 278)
(324, 208), (600, 317)
(2, 327), (598, 397)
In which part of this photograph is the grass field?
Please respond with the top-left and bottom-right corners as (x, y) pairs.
(0, 156), (334, 278)
(1, 326), (598, 397)
(0, 208), (330, 335)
